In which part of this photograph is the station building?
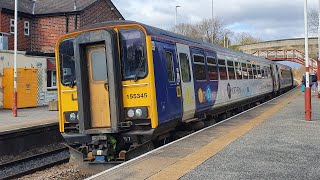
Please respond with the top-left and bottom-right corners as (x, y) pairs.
(0, 0), (123, 108)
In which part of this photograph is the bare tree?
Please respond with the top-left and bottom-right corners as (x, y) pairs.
(196, 18), (231, 44)
(171, 23), (202, 40)
(309, 8), (318, 34)
(171, 17), (232, 46)
(234, 32), (261, 45)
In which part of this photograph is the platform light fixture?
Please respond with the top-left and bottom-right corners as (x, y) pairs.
(175, 5), (181, 27)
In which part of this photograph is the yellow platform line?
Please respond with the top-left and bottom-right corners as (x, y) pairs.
(147, 90), (301, 180)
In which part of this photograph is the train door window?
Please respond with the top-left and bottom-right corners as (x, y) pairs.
(91, 50), (108, 81)
(193, 55), (206, 81)
(242, 63), (248, 79)
(179, 53), (191, 82)
(207, 56), (218, 80)
(252, 64), (257, 79)
(256, 65), (262, 79)
(248, 64), (253, 79)
(165, 51), (175, 82)
(235, 62), (242, 80)
(218, 59), (227, 80)
(227, 60), (235, 80)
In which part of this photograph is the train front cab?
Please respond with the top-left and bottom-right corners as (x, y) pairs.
(56, 25), (159, 161)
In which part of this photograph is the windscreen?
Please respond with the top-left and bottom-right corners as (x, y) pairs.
(119, 29), (147, 81)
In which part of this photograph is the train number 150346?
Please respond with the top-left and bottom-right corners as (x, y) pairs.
(126, 93), (148, 99)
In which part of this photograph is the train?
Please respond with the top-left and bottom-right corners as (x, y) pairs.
(55, 21), (293, 163)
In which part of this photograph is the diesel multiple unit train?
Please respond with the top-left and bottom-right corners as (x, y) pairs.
(56, 21), (293, 162)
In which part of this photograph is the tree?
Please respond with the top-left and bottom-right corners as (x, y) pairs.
(308, 8), (318, 34)
(172, 23), (202, 40)
(196, 18), (232, 44)
(292, 66), (304, 82)
(171, 17), (232, 46)
(234, 32), (261, 45)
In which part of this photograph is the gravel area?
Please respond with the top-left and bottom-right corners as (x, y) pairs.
(18, 163), (93, 180)
(0, 150), (69, 179)
(0, 143), (65, 164)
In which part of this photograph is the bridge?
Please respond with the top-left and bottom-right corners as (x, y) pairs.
(252, 49), (318, 71)
(239, 37), (319, 72)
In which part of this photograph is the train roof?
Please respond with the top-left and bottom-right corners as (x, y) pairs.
(75, 20), (291, 69)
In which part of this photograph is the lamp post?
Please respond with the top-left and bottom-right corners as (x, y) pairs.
(304, 0), (311, 121)
(211, 0), (214, 44)
(175, 5), (181, 27)
(212, 0), (214, 19)
(13, 0), (18, 117)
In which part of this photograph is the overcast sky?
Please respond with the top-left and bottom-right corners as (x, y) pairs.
(113, 0), (319, 41)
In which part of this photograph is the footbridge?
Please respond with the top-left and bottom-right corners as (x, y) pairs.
(252, 49), (318, 71)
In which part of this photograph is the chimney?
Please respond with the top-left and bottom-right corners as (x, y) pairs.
(32, 0), (36, 15)
(73, 0), (77, 11)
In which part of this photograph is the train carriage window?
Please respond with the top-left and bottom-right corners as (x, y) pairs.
(256, 65), (262, 79)
(165, 51), (175, 82)
(242, 63), (248, 79)
(207, 56), (218, 80)
(235, 62), (242, 80)
(179, 53), (191, 82)
(218, 59), (227, 80)
(227, 60), (235, 80)
(261, 66), (265, 78)
(252, 64), (257, 79)
(193, 55), (206, 81)
(248, 64), (253, 79)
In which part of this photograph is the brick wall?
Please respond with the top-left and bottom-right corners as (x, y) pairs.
(80, 0), (120, 27)
(1, 13), (32, 51)
(31, 15), (81, 53)
(1, 0), (121, 54)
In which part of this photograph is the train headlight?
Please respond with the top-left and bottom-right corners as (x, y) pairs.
(135, 109), (143, 117)
(64, 112), (79, 123)
(70, 113), (77, 121)
(125, 107), (148, 119)
(127, 109), (135, 118)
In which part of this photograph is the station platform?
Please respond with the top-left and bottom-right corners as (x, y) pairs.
(89, 87), (320, 180)
(0, 106), (58, 133)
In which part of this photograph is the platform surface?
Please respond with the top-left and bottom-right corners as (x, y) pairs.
(89, 87), (320, 180)
(0, 106), (58, 132)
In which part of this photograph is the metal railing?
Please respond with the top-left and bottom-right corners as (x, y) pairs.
(252, 49), (317, 70)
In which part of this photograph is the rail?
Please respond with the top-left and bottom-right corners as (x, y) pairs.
(0, 147), (69, 179)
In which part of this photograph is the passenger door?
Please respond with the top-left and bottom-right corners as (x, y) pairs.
(74, 30), (122, 133)
(86, 45), (111, 128)
(176, 43), (196, 121)
(162, 44), (182, 120)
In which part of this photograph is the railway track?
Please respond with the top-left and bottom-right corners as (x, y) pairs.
(0, 123), (67, 179)
(0, 147), (69, 180)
